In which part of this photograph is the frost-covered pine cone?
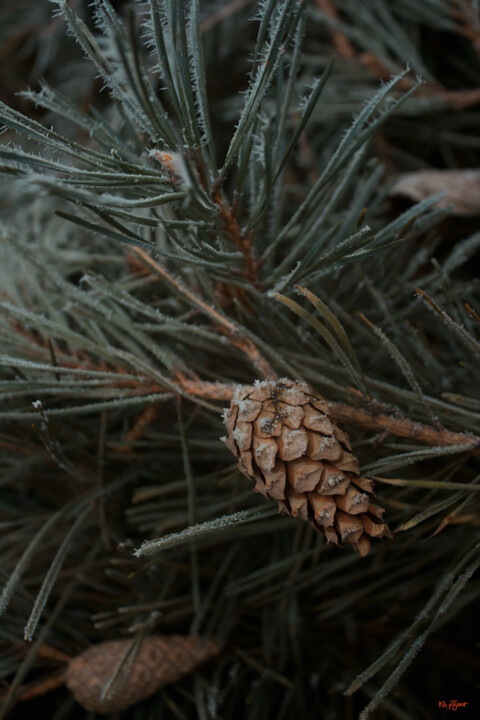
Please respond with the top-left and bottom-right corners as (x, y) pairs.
(222, 379), (392, 557)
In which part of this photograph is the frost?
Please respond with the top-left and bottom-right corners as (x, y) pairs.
(134, 509), (259, 557)
(254, 443), (269, 457)
(280, 427), (308, 460)
(328, 473), (344, 488)
(253, 440), (277, 472)
(270, 262), (301, 293)
(283, 429), (304, 448)
(253, 379), (271, 389)
(232, 425), (251, 449)
(353, 493), (369, 505)
(221, 407), (230, 421)
(233, 384), (249, 403)
(318, 435), (334, 449)
(236, 397), (262, 422)
(280, 384), (309, 404)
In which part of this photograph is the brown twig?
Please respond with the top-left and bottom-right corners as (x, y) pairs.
(465, 302), (480, 324)
(324, 400), (479, 453)
(315, 0), (356, 58)
(315, 1), (480, 108)
(164, 379), (480, 454)
(132, 249), (238, 334)
(448, 0), (480, 53)
(212, 191), (259, 286)
(0, 673), (65, 705)
(0, 644), (72, 707)
(125, 252), (157, 278)
(359, 52), (480, 108)
(30, 644), (71, 664)
(116, 401), (163, 452)
(8, 272), (477, 454)
(7, 314), (477, 453)
(131, 248), (275, 380)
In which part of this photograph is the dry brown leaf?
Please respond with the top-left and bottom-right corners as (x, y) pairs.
(389, 169), (480, 216)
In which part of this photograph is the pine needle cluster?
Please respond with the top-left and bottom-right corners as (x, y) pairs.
(0, 1), (479, 718)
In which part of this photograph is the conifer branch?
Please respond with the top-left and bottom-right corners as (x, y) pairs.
(131, 248), (276, 379)
(326, 401), (480, 454)
(0, 672), (65, 706)
(212, 190), (259, 286)
(172, 379), (480, 454)
(1, 0), (479, 715)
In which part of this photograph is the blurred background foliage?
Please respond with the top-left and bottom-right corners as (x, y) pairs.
(0, 1), (479, 719)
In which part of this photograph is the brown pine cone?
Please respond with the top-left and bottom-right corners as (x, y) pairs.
(222, 379), (392, 557)
(65, 635), (220, 714)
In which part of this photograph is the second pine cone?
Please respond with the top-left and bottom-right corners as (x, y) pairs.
(222, 379), (392, 557)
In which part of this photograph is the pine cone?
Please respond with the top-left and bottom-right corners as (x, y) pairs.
(65, 635), (220, 714)
(222, 379), (392, 557)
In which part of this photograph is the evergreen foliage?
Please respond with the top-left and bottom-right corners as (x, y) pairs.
(0, 1), (479, 718)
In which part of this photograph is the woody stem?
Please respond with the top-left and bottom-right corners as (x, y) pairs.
(175, 379), (480, 454)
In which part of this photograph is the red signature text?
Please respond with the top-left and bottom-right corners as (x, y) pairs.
(438, 700), (469, 711)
